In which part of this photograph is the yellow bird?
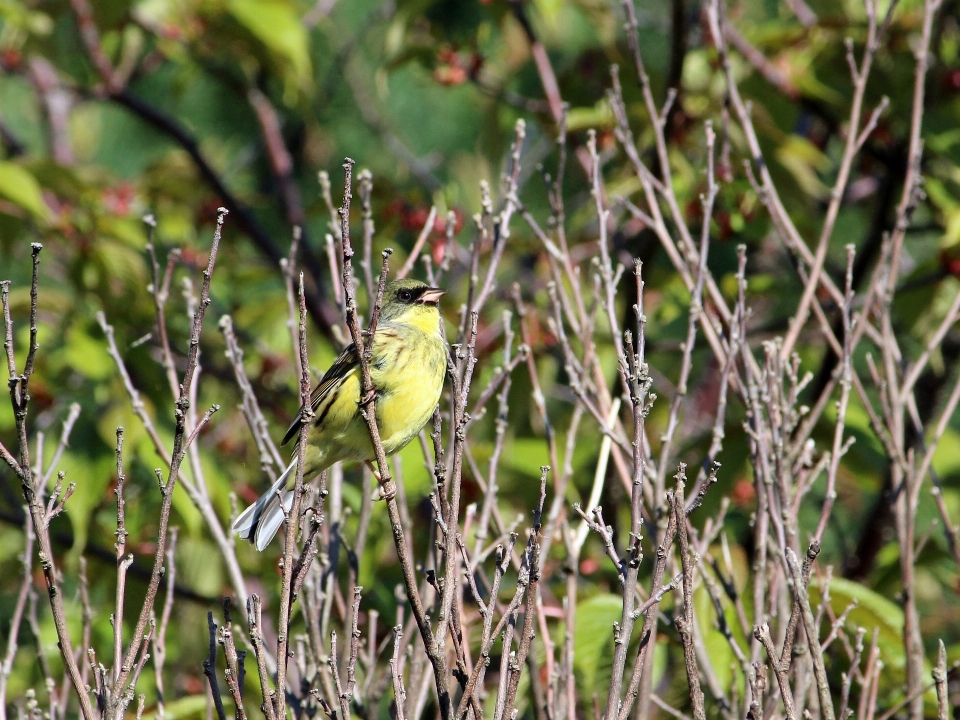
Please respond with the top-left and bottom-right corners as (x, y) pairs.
(233, 279), (447, 551)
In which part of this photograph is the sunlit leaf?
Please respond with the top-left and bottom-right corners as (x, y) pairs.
(574, 593), (621, 695)
(0, 161), (49, 220)
(774, 136), (830, 199)
(502, 437), (551, 478)
(809, 576), (904, 667)
(226, 0), (312, 89)
(566, 101), (615, 132)
(140, 694), (208, 720)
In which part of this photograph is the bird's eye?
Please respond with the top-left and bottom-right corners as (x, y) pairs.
(398, 290), (413, 302)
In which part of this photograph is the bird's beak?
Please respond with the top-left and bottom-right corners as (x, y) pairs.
(418, 288), (445, 305)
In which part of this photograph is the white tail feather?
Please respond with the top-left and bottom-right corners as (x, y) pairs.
(232, 458), (299, 551)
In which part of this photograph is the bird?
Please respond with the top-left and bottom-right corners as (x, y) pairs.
(232, 278), (447, 551)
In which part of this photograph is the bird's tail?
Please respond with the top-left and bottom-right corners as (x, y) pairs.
(232, 458), (298, 552)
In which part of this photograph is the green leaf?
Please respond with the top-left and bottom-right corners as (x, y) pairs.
(0, 161), (49, 220)
(62, 324), (114, 381)
(774, 136), (830, 199)
(566, 100), (615, 132)
(226, 0), (311, 87)
(140, 694), (208, 720)
(811, 576), (942, 711)
(61, 451), (115, 557)
(932, 428), (960, 477)
(809, 576), (904, 668)
(573, 593), (622, 695)
(502, 437), (551, 478)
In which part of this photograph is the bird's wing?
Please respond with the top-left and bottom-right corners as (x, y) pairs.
(281, 342), (360, 446)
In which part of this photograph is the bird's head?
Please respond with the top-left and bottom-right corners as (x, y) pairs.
(378, 279), (445, 326)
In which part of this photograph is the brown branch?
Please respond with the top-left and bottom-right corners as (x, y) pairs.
(754, 624), (796, 720)
(97, 311), (172, 467)
(672, 473), (706, 720)
(507, 0), (593, 179)
(786, 548), (835, 720)
(336, 158), (450, 717)
(933, 640), (949, 720)
(218, 600), (248, 720)
(722, 23), (798, 98)
(109, 90), (337, 340)
(68, 0), (119, 91)
(358, 170), (376, 311)
(247, 594), (277, 720)
(604, 258), (652, 720)
(455, 534), (522, 719)
(273, 272), (314, 720)
(106, 209), (226, 720)
(104, 246), (247, 615)
(38, 402), (81, 493)
(780, 0), (888, 360)
(281, 228), (303, 381)
(248, 88), (304, 228)
(813, 246), (856, 542)
(657, 122), (717, 491)
(0, 507), (34, 720)
(144, 219), (182, 401)
(113, 428), (130, 685)
(3, 244), (96, 720)
(617, 497), (679, 720)
(218, 315), (284, 479)
(151, 527), (178, 720)
(343, 586), (363, 711)
(500, 470), (547, 718)
(27, 58), (76, 166)
(390, 626), (408, 720)
(397, 206), (438, 280)
(203, 613), (229, 720)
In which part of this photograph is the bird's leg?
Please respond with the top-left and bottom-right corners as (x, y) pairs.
(368, 460), (395, 502)
(359, 387), (377, 409)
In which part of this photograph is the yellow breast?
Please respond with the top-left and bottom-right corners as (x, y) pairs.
(302, 309), (446, 476)
(370, 321), (447, 454)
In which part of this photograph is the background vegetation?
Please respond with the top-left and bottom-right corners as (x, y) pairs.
(1, 0), (960, 718)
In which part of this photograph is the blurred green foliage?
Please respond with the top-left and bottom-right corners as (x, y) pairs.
(2, 0), (960, 716)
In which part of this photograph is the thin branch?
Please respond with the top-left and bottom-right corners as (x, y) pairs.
(202, 614), (228, 720)
(397, 207), (438, 280)
(785, 548), (835, 720)
(500, 470), (548, 718)
(273, 272), (314, 720)
(4, 244), (96, 720)
(109, 90), (336, 339)
(336, 158), (450, 717)
(933, 640), (948, 720)
(106, 210), (226, 720)
(0, 508), (34, 720)
(754, 624), (796, 720)
(672, 473), (706, 720)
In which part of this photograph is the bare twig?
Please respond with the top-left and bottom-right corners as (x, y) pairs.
(672, 474), (706, 720)
(500, 470), (548, 718)
(336, 158), (450, 717)
(0, 509), (35, 720)
(397, 207), (438, 280)
(104, 210), (226, 720)
(3, 244), (96, 720)
(247, 595), (276, 720)
(754, 624), (796, 720)
(273, 272), (315, 720)
(933, 640), (949, 720)
(786, 548), (834, 720)
(203, 614), (228, 720)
